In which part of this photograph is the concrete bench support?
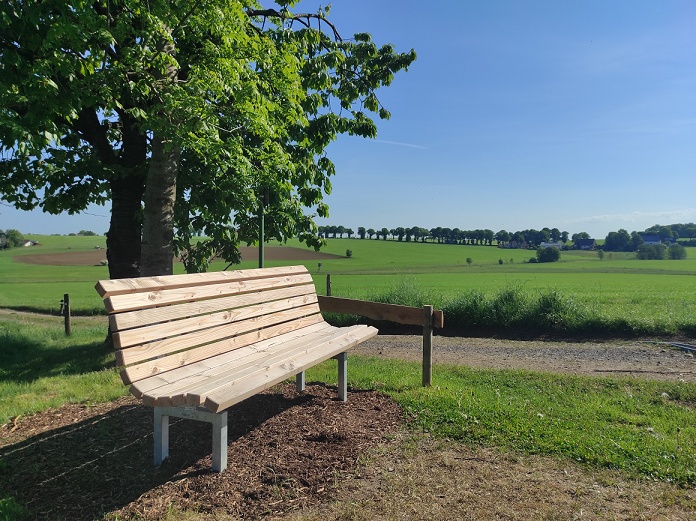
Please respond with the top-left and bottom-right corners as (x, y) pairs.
(154, 406), (229, 472)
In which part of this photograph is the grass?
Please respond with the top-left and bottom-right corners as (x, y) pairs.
(1, 235), (696, 336)
(0, 313), (125, 425)
(306, 356), (696, 487)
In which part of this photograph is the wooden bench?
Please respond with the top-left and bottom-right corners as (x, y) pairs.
(95, 265), (378, 472)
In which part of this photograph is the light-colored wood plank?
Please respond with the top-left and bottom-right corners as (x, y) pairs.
(114, 293), (318, 349)
(140, 324), (349, 407)
(110, 284), (316, 332)
(117, 302), (321, 367)
(104, 273), (314, 314)
(130, 321), (334, 399)
(96, 265), (309, 297)
(183, 326), (375, 408)
(318, 296), (445, 328)
(202, 325), (378, 412)
(122, 313), (326, 384)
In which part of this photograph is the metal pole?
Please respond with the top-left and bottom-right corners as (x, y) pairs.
(258, 199), (264, 268)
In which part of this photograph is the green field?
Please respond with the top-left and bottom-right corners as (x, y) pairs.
(1, 235), (694, 337)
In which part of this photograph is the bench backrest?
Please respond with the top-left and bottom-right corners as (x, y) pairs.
(96, 265), (322, 385)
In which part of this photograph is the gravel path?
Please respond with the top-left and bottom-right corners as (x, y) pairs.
(356, 335), (696, 382)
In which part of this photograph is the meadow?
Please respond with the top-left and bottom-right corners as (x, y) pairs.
(2, 234), (695, 337)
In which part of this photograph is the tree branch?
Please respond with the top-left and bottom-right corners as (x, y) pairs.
(246, 9), (343, 41)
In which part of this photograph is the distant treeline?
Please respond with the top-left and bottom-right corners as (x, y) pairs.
(318, 223), (696, 251)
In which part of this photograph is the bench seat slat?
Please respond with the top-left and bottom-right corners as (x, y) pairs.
(138, 323), (347, 407)
(121, 313), (326, 384)
(110, 284), (317, 332)
(130, 321), (334, 400)
(104, 273), (314, 314)
(203, 325), (378, 413)
(116, 302), (321, 367)
(96, 265), (309, 297)
(114, 293), (319, 350)
(187, 325), (375, 409)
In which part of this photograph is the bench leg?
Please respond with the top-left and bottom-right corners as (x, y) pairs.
(152, 406), (228, 472)
(211, 410), (228, 473)
(336, 351), (348, 402)
(295, 371), (306, 392)
(154, 407), (170, 466)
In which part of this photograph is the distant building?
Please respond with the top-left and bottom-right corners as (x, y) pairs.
(573, 238), (596, 250)
(539, 242), (563, 249)
(640, 235), (662, 246)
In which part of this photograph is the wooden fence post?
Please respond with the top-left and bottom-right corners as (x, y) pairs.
(422, 305), (433, 386)
(62, 293), (71, 336)
(326, 274), (332, 296)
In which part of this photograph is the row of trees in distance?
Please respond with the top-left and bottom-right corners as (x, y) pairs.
(318, 225), (578, 247)
(318, 223), (696, 251)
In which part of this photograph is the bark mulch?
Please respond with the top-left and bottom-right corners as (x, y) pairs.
(0, 383), (402, 520)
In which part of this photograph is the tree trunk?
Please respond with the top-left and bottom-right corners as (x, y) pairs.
(106, 175), (145, 279)
(141, 134), (179, 276)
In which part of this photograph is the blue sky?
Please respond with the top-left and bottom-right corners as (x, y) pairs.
(2, 0), (695, 239)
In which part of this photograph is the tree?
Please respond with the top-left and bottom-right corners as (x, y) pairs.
(495, 230), (510, 246)
(0, 1), (416, 277)
(637, 244), (665, 260)
(572, 232), (591, 242)
(394, 227), (405, 242)
(536, 246), (561, 263)
(630, 231), (644, 251)
(357, 227), (366, 240)
(604, 229), (632, 252)
(668, 243), (687, 260)
(658, 226), (674, 242)
(4, 229), (24, 247)
(380, 227), (389, 241)
(367, 228), (375, 240)
(345, 228), (354, 239)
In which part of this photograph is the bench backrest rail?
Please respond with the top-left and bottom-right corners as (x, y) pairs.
(96, 265), (324, 386)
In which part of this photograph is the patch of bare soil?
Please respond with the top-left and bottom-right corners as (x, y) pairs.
(14, 246), (341, 266)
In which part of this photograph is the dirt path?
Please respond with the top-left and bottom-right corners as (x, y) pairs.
(357, 334), (696, 383)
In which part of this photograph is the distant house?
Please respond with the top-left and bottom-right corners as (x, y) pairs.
(640, 235), (662, 246)
(539, 242), (563, 249)
(573, 238), (596, 251)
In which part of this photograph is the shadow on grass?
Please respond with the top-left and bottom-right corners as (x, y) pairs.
(0, 335), (110, 383)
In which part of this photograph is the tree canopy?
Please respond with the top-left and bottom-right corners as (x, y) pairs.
(0, 0), (415, 277)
